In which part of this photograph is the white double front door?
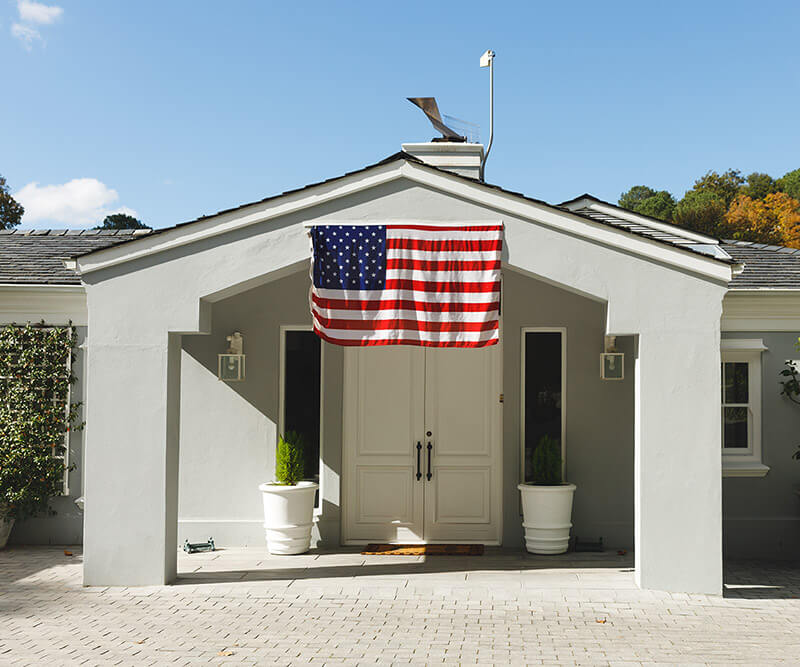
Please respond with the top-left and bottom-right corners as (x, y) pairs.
(343, 345), (502, 544)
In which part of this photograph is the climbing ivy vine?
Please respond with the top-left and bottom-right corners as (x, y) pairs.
(0, 324), (82, 520)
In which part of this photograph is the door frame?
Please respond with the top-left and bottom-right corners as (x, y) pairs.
(341, 344), (503, 545)
(519, 327), (567, 483)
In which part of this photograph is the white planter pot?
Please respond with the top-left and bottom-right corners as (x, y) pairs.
(259, 481), (319, 555)
(517, 483), (576, 555)
(0, 516), (14, 550)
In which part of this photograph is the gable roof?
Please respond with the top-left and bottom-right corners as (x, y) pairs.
(70, 153), (735, 276)
(0, 229), (152, 285)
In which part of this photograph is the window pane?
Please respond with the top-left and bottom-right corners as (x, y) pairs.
(524, 332), (562, 483)
(723, 362), (748, 404)
(283, 331), (321, 482)
(723, 406), (748, 449)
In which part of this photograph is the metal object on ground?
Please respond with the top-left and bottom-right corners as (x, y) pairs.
(183, 538), (215, 554)
(572, 536), (604, 553)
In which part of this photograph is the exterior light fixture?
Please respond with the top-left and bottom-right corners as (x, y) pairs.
(600, 335), (624, 381)
(218, 331), (246, 382)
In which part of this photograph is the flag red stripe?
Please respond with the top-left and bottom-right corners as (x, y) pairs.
(388, 224), (503, 232)
(386, 238), (502, 252)
(313, 315), (498, 332)
(386, 258), (501, 272)
(312, 294), (500, 312)
(313, 326), (499, 348)
(384, 279), (500, 293)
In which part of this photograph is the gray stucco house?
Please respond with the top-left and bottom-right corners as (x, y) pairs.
(2, 141), (799, 595)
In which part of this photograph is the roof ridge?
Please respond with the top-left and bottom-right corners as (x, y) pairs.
(0, 229), (152, 236)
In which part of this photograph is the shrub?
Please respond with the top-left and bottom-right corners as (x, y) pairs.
(531, 434), (562, 485)
(275, 431), (305, 486)
(0, 324), (82, 520)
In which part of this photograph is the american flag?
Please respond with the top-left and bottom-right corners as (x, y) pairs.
(309, 223), (503, 347)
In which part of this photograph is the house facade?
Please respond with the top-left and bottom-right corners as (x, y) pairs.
(3, 142), (799, 594)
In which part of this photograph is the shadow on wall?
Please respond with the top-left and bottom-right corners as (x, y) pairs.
(178, 270), (343, 545)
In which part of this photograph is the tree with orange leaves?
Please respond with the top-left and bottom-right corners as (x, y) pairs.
(725, 192), (800, 249)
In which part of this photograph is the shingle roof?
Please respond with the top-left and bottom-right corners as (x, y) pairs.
(721, 240), (800, 289)
(0, 229), (152, 284)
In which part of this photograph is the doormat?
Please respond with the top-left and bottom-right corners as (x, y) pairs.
(361, 544), (484, 556)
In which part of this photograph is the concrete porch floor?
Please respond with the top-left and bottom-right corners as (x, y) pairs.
(1, 546), (799, 664)
(177, 546), (641, 597)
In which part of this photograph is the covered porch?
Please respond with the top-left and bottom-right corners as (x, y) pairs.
(76, 152), (733, 593)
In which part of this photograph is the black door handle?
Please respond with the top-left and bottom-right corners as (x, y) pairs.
(426, 442), (433, 481)
(416, 442), (422, 481)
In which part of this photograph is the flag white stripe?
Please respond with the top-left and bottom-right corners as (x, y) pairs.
(312, 305), (499, 323)
(385, 269), (499, 282)
(384, 249), (500, 262)
(386, 229), (503, 242)
(312, 288), (499, 302)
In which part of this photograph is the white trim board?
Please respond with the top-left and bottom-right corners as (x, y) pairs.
(0, 285), (87, 326)
(722, 291), (800, 331)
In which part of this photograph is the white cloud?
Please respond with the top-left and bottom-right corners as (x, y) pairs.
(11, 1), (62, 49)
(14, 178), (138, 228)
(11, 22), (41, 50)
(17, 1), (62, 24)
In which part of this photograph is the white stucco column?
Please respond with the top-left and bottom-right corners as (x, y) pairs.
(633, 326), (723, 594)
(82, 335), (182, 586)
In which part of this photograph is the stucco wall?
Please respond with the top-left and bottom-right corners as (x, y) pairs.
(179, 270), (343, 546)
(9, 326), (86, 545)
(502, 269), (635, 549)
(721, 331), (800, 559)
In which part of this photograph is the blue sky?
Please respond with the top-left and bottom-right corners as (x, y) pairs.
(3, 1), (800, 229)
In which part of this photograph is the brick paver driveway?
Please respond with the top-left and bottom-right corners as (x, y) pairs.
(1, 546), (798, 665)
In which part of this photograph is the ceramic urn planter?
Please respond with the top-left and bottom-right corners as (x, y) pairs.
(259, 481), (319, 555)
(517, 483), (576, 555)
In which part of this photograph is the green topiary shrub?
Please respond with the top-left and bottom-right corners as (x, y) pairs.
(275, 431), (305, 486)
(531, 434), (562, 485)
(0, 324), (82, 520)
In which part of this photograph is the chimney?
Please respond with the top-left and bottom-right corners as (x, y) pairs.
(401, 142), (484, 180)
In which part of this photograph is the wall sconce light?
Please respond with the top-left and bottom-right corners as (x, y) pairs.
(600, 335), (624, 381)
(218, 331), (246, 382)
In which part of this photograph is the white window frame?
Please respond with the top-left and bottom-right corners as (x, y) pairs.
(721, 339), (769, 478)
(520, 327), (567, 483)
(279, 325), (324, 514)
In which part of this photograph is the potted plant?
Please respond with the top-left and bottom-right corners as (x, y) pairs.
(517, 435), (576, 554)
(259, 431), (319, 554)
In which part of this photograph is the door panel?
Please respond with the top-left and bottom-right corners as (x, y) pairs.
(343, 344), (501, 544)
(423, 346), (501, 542)
(343, 346), (425, 543)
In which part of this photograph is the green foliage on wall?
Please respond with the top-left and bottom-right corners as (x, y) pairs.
(275, 430), (305, 486)
(531, 434), (563, 485)
(0, 324), (82, 520)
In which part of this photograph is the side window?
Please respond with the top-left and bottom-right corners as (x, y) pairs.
(720, 340), (768, 477)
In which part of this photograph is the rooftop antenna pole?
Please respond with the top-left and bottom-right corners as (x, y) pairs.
(479, 49), (495, 181)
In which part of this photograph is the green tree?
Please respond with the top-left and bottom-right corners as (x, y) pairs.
(777, 168), (800, 200)
(741, 172), (777, 200)
(95, 213), (150, 230)
(0, 174), (24, 230)
(688, 169), (744, 207)
(673, 190), (729, 237)
(618, 186), (676, 221)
